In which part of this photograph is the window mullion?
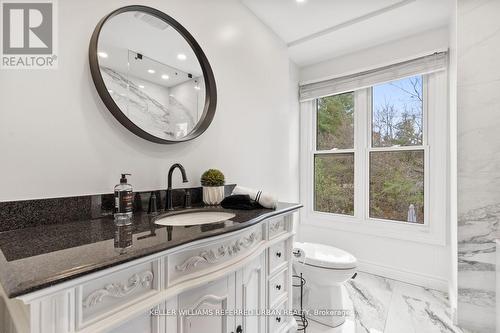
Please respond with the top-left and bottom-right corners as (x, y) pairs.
(368, 145), (426, 152)
(363, 87), (371, 222)
(423, 74), (429, 147)
(354, 88), (368, 221)
(311, 99), (318, 153)
(314, 149), (355, 155)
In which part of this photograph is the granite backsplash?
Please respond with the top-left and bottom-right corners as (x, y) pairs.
(0, 184), (236, 232)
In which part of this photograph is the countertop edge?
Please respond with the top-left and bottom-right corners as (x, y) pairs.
(5, 203), (302, 299)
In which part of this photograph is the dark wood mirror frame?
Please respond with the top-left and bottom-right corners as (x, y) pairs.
(89, 5), (217, 144)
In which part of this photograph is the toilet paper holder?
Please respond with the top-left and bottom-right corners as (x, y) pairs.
(292, 273), (308, 332)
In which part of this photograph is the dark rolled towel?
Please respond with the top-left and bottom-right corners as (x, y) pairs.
(220, 194), (263, 210)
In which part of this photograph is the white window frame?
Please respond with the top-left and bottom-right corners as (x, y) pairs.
(300, 71), (448, 246)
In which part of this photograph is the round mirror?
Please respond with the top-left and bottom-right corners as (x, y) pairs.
(89, 6), (216, 143)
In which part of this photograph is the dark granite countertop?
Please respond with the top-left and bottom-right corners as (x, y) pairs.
(0, 202), (301, 298)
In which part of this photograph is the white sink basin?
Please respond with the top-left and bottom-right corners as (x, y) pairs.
(154, 211), (236, 226)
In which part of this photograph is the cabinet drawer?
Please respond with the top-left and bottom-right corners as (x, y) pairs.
(268, 241), (287, 275)
(78, 259), (160, 328)
(168, 225), (263, 285)
(268, 269), (288, 308)
(268, 216), (286, 239)
(268, 299), (289, 333)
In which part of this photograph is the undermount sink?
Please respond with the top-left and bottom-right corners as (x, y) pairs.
(154, 211), (236, 226)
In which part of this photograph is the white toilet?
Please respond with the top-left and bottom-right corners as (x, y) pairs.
(292, 242), (357, 328)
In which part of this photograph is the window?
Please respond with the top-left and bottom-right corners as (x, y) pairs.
(311, 75), (428, 224)
(314, 92), (355, 215)
(300, 53), (448, 244)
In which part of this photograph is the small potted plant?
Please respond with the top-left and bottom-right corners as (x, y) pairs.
(201, 169), (225, 205)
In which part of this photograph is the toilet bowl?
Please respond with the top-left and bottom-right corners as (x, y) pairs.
(292, 242), (357, 328)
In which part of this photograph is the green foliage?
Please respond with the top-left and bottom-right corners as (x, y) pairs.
(314, 154), (354, 215)
(369, 151), (424, 223)
(316, 93), (354, 150)
(201, 169), (225, 187)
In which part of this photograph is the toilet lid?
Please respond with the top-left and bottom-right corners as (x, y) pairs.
(294, 242), (357, 269)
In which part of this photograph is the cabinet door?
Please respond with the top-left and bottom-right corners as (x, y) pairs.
(177, 275), (236, 333)
(107, 304), (164, 333)
(236, 254), (266, 333)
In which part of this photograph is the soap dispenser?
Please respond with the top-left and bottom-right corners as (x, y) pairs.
(114, 173), (133, 222)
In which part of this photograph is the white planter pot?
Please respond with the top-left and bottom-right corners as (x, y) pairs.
(203, 186), (225, 205)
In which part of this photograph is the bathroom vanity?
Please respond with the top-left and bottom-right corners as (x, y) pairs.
(0, 203), (301, 333)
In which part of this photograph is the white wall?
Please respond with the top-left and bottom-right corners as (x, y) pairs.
(0, 0), (300, 202)
(297, 28), (452, 291)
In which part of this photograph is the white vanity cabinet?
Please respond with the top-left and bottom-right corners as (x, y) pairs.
(171, 251), (281, 333)
(2, 210), (298, 333)
(176, 273), (237, 333)
(236, 253), (266, 333)
(172, 253), (265, 333)
(108, 309), (162, 333)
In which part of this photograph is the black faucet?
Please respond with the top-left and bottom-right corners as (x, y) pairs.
(166, 163), (188, 210)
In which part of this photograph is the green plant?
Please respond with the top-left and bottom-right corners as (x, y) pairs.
(201, 169), (225, 187)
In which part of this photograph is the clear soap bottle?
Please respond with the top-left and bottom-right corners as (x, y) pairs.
(114, 173), (133, 223)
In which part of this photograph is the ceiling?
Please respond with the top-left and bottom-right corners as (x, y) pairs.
(241, 0), (452, 66)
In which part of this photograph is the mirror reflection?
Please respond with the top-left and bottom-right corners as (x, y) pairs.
(97, 11), (206, 140)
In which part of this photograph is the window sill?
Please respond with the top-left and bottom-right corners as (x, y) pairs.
(301, 210), (446, 246)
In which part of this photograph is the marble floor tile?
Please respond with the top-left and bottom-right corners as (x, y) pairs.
(304, 272), (468, 333)
(384, 282), (464, 333)
(345, 272), (393, 333)
(307, 318), (356, 333)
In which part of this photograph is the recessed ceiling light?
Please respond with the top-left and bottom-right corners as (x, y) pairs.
(98, 51), (108, 58)
(161, 74), (169, 80)
(296, 0), (306, 3)
(147, 69), (155, 74)
(177, 53), (187, 61)
(139, 85), (145, 89)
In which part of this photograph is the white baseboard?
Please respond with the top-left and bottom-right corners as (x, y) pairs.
(356, 259), (449, 292)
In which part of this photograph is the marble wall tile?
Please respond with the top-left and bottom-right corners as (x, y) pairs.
(457, 0), (499, 331)
(101, 67), (198, 140)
